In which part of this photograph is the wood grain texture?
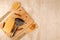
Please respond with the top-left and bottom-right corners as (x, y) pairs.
(0, 0), (60, 40)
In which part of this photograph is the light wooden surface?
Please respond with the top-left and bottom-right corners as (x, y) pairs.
(0, 0), (60, 40)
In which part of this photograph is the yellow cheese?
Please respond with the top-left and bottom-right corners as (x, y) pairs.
(3, 17), (15, 34)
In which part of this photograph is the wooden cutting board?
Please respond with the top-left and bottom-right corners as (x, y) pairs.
(0, 0), (39, 40)
(1, 2), (37, 40)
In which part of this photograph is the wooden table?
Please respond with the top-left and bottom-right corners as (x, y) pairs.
(0, 0), (59, 40)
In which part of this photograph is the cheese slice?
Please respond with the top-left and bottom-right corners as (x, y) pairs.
(3, 17), (15, 34)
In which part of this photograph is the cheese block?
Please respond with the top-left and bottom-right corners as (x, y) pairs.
(3, 17), (15, 34)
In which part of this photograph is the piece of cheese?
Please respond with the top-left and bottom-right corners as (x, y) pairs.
(3, 17), (15, 34)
